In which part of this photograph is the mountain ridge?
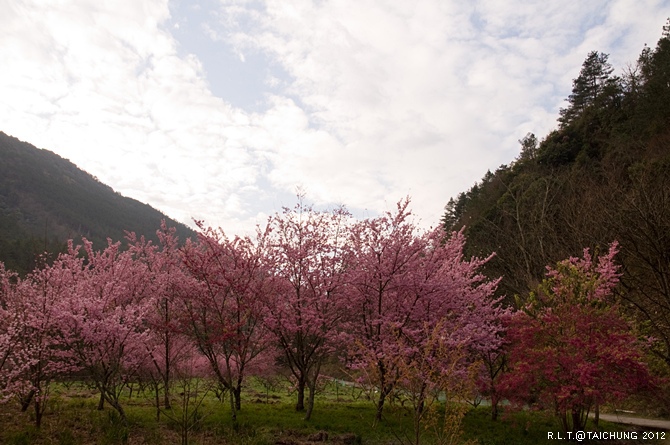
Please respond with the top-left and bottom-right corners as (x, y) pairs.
(0, 131), (196, 274)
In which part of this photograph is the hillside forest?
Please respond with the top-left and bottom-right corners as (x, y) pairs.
(0, 19), (669, 445)
(0, 131), (195, 275)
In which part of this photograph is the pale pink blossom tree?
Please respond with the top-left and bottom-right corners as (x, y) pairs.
(263, 198), (351, 420)
(0, 264), (33, 406)
(57, 239), (152, 422)
(0, 248), (90, 428)
(127, 223), (193, 414)
(10, 253), (86, 427)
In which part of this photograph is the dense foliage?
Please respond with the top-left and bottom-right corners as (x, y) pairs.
(499, 244), (653, 434)
(1, 198), (660, 443)
(0, 199), (512, 443)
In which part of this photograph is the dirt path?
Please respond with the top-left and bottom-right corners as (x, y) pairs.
(596, 413), (670, 430)
(591, 414), (670, 444)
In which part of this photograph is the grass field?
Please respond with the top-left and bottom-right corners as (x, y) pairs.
(0, 378), (654, 445)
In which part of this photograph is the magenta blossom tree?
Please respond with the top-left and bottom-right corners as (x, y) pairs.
(499, 242), (654, 434)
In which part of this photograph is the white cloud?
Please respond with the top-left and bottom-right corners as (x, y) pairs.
(0, 0), (667, 236)
(0, 0), (269, 234)
(215, 0), (668, 223)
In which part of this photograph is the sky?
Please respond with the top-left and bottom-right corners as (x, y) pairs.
(1, 0), (668, 235)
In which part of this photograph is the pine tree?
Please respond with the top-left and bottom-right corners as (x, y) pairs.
(559, 51), (616, 127)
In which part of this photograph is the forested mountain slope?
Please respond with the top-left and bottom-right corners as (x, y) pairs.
(0, 131), (195, 274)
(443, 20), (670, 363)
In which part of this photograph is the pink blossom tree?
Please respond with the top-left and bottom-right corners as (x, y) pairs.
(10, 253), (86, 427)
(57, 239), (152, 423)
(0, 249), (90, 428)
(392, 320), (478, 445)
(263, 198), (351, 420)
(476, 347), (508, 421)
(180, 221), (272, 420)
(127, 223), (192, 414)
(156, 341), (212, 445)
(343, 199), (504, 423)
(499, 242), (654, 434)
(0, 264), (33, 406)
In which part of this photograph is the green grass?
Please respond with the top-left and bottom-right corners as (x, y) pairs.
(0, 379), (647, 445)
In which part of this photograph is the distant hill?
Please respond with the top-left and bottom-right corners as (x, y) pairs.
(0, 131), (196, 274)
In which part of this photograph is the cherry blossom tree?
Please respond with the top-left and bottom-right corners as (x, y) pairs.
(180, 222), (271, 420)
(0, 248), (90, 428)
(57, 239), (152, 423)
(263, 198), (351, 420)
(157, 343), (212, 445)
(0, 264), (32, 406)
(499, 242), (654, 434)
(127, 223), (192, 414)
(343, 199), (504, 423)
(393, 320), (478, 445)
(12, 254), (86, 427)
(476, 347), (508, 421)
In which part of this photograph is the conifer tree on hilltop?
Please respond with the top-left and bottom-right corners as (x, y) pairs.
(559, 51), (619, 128)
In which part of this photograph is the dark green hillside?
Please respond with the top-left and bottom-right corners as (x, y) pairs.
(443, 20), (670, 364)
(0, 131), (195, 274)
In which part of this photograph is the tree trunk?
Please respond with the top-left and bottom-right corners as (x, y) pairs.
(233, 385), (242, 411)
(20, 389), (35, 412)
(163, 376), (172, 410)
(304, 381), (316, 421)
(34, 398), (43, 428)
(374, 359), (395, 423)
(107, 396), (127, 424)
(413, 396), (425, 445)
(571, 408), (586, 433)
(375, 387), (388, 423)
(155, 382), (161, 421)
(296, 375), (306, 412)
(491, 393), (500, 421)
(229, 385), (237, 422)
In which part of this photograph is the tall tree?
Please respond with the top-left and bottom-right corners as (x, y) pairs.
(9, 256), (83, 427)
(345, 199), (504, 423)
(180, 222), (271, 419)
(597, 154), (670, 365)
(263, 197), (350, 420)
(0, 265), (33, 405)
(635, 18), (670, 134)
(57, 239), (152, 423)
(128, 223), (191, 414)
(559, 51), (618, 127)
